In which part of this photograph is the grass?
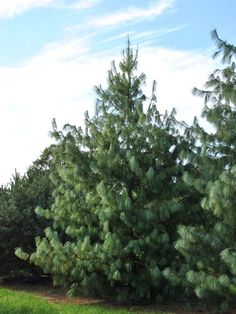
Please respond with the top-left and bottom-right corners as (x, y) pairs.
(0, 288), (167, 314)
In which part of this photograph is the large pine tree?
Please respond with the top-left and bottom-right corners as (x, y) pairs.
(165, 31), (236, 312)
(20, 43), (196, 303)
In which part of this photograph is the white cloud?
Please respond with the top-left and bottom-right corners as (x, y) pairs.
(103, 32), (134, 43)
(103, 26), (184, 44)
(0, 39), (111, 184)
(0, 0), (56, 19)
(26, 37), (91, 64)
(67, 0), (102, 10)
(133, 26), (185, 41)
(90, 0), (174, 28)
(0, 0), (101, 19)
(0, 37), (215, 184)
(139, 47), (215, 124)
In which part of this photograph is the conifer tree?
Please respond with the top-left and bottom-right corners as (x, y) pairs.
(20, 43), (197, 304)
(165, 31), (236, 312)
(0, 147), (54, 281)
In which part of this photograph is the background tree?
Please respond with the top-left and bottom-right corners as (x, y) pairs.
(164, 30), (236, 312)
(0, 146), (54, 281)
(21, 43), (199, 304)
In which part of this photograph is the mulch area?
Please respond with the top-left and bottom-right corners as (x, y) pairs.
(0, 282), (224, 313)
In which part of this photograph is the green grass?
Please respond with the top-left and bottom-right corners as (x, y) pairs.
(0, 288), (167, 314)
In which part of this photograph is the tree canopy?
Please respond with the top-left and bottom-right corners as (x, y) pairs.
(17, 43), (201, 304)
(0, 147), (54, 281)
(164, 30), (236, 312)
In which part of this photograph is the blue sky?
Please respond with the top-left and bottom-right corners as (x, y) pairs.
(0, 0), (235, 184)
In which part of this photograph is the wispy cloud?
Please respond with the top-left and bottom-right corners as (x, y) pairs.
(66, 0), (102, 10)
(0, 0), (56, 19)
(26, 37), (91, 64)
(133, 25), (185, 40)
(0, 0), (102, 19)
(103, 32), (135, 43)
(90, 0), (174, 28)
(104, 26), (185, 45)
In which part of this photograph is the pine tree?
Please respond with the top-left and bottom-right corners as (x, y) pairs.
(21, 43), (194, 303)
(0, 147), (54, 281)
(165, 31), (236, 312)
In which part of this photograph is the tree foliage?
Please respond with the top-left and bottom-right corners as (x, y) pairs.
(0, 147), (54, 281)
(164, 30), (236, 312)
(21, 43), (198, 304)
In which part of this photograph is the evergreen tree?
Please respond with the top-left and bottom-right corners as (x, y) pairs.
(165, 31), (236, 312)
(22, 43), (197, 304)
(0, 147), (54, 281)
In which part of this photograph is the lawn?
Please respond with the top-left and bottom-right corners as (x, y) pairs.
(0, 288), (167, 314)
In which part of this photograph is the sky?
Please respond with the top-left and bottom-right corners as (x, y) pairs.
(0, 0), (235, 185)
